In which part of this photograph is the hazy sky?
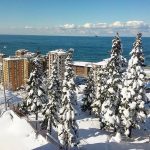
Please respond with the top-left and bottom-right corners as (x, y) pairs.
(0, 0), (150, 36)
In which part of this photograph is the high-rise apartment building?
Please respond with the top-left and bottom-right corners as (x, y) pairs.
(48, 49), (67, 79)
(2, 57), (32, 91)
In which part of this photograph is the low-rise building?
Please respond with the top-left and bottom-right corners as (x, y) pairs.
(73, 61), (92, 77)
(73, 59), (108, 77)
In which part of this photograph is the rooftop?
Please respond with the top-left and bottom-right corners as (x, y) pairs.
(73, 59), (109, 67)
(3, 56), (25, 61)
(48, 49), (66, 55)
(0, 53), (5, 56)
(16, 49), (29, 53)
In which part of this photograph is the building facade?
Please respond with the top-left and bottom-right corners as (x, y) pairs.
(3, 57), (25, 90)
(0, 53), (6, 63)
(2, 57), (33, 91)
(48, 49), (67, 79)
(73, 61), (92, 77)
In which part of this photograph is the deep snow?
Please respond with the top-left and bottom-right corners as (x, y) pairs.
(0, 110), (57, 150)
(0, 86), (150, 150)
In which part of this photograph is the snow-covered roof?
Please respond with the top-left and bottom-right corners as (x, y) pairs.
(16, 49), (29, 53)
(73, 61), (93, 67)
(48, 49), (66, 55)
(3, 57), (25, 61)
(0, 53), (5, 56)
(23, 52), (36, 57)
(94, 58), (110, 66)
(73, 59), (109, 67)
(144, 68), (150, 74)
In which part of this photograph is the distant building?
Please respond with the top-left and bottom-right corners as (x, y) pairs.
(2, 52), (48, 91)
(73, 59), (108, 78)
(15, 49), (37, 58)
(48, 49), (67, 79)
(0, 53), (6, 63)
(73, 61), (92, 77)
(3, 57), (25, 90)
(2, 57), (33, 91)
(15, 49), (29, 57)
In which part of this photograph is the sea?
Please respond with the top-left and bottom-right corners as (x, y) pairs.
(0, 35), (150, 65)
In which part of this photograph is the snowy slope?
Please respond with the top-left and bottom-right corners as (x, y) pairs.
(1, 86), (150, 150)
(0, 110), (57, 150)
(77, 86), (150, 150)
(0, 90), (22, 104)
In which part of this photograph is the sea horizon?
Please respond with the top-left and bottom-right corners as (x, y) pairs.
(0, 34), (150, 38)
(0, 34), (150, 65)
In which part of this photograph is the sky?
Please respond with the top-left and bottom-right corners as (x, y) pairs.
(0, 0), (150, 36)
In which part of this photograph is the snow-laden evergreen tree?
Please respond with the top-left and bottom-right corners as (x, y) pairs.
(81, 67), (96, 114)
(92, 66), (108, 128)
(119, 33), (147, 137)
(26, 56), (48, 129)
(100, 33), (124, 131)
(58, 49), (79, 150)
(42, 58), (61, 134)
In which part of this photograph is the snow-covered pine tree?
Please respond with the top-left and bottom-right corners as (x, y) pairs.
(92, 66), (108, 129)
(119, 33), (147, 137)
(100, 33), (124, 132)
(58, 49), (79, 150)
(42, 58), (61, 134)
(26, 56), (48, 129)
(81, 67), (96, 114)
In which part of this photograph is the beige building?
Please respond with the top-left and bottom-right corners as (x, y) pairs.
(0, 53), (6, 63)
(15, 49), (29, 57)
(48, 49), (67, 79)
(3, 57), (32, 91)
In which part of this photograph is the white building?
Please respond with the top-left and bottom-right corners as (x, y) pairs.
(48, 49), (67, 79)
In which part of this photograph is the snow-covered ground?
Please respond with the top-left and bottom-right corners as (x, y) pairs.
(1, 86), (150, 150)
(77, 85), (150, 150)
(0, 110), (57, 150)
(0, 89), (22, 115)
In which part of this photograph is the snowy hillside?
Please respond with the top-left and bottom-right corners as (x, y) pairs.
(0, 90), (22, 104)
(0, 110), (57, 150)
(77, 86), (150, 150)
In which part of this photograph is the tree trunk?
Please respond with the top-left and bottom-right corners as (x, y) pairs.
(35, 112), (38, 130)
(128, 126), (132, 138)
(47, 117), (52, 135)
